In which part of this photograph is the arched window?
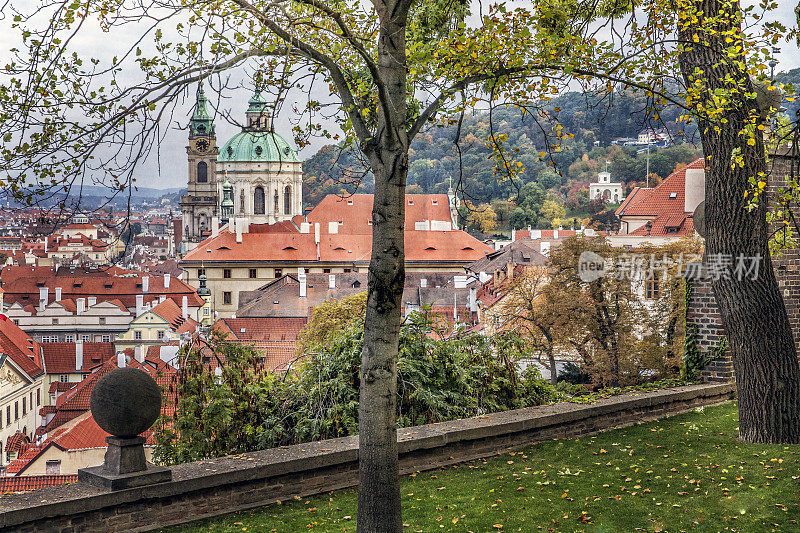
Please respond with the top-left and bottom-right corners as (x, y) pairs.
(274, 190), (279, 213)
(197, 161), (208, 183)
(254, 187), (265, 214)
(284, 186), (291, 215)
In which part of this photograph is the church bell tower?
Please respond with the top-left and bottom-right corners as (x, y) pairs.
(180, 83), (219, 253)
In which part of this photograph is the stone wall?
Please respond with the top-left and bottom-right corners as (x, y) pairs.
(0, 383), (734, 533)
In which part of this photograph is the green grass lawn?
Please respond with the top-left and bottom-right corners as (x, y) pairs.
(164, 402), (800, 532)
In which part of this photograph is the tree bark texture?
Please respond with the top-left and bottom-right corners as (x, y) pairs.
(678, 0), (800, 443)
(357, 3), (409, 531)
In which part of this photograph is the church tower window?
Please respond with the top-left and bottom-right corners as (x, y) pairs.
(284, 186), (291, 215)
(254, 187), (265, 215)
(197, 161), (208, 183)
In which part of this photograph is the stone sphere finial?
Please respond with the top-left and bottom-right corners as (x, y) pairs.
(90, 367), (161, 438)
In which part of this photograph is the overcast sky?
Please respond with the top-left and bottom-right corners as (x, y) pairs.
(1, 1), (798, 191)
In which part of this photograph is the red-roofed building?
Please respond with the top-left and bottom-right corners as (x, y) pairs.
(0, 318), (44, 467)
(116, 298), (200, 350)
(180, 193), (491, 317)
(213, 317), (308, 372)
(0, 265), (205, 320)
(610, 158), (705, 245)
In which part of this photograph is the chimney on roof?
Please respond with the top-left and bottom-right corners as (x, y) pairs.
(182, 295), (188, 319)
(142, 276), (149, 294)
(77, 297), (85, 315)
(685, 168), (705, 213)
(235, 219), (243, 243)
(469, 286), (477, 312)
(511, 228), (516, 241)
(553, 229), (558, 239)
(88, 296), (96, 306)
(314, 222), (320, 244)
(117, 351), (126, 368)
(164, 273), (171, 289)
(39, 287), (48, 311)
(136, 294), (144, 316)
(55, 287), (62, 301)
(75, 339), (83, 371)
(211, 217), (219, 238)
(134, 344), (144, 363)
(159, 295), (166, 303)
(479, 271), (491, 283)
(299, 272), (307, 298)
(328, 274), (336, 290)
(540, 241), (551, 256)
(420, 278), (427, 288)
(531, 229), (542, 239)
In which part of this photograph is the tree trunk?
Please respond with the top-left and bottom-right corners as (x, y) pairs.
(357, 3), (409, 531)
(547, 346), (558, 386)
(678, 0), (800, 443)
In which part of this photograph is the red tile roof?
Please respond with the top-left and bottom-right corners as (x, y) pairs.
(0, 266), (204, 309)
(0, 316), (42, 377)
(182, 193), (490, 265)
(0, 474), (77, 494)
(150, 298), (199, 334)
(5, 431), (30, 453)
(214, 317), (308, 372)
(40, 342), (115, 374)
(307, 194), (454, 235)
(616, 158), (705, 237)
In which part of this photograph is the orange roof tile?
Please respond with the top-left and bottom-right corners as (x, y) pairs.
(0, 316), (42, 377)
(0, 474), (77, 493)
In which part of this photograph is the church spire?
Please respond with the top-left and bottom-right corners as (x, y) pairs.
(246, 82), (271, 131)
(189, 82), (215, 138)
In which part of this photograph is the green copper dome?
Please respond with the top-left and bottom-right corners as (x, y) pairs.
(217, 130), (299, 163)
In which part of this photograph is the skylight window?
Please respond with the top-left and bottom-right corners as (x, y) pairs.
(669, 192), (678, 199)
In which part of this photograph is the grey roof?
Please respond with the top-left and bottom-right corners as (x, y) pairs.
(466, 240), (547, 274)
(236, 272), (481, 318)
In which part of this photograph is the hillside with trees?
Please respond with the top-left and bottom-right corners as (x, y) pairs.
(302, 89), (704, 232)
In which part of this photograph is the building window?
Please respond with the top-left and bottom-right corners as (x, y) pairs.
(203, 307), (210, 316)
(64, 334), (74, 343)
(52, 318), (58, 325)
(81, 334), (91, 342)
(645, 274), (660, 299)
(284, 186), (291, 215)
(99, 317), (106, 325)
(198, 268), (206, 277)
(223, 291), (232, 305)
(134, 330), (142, 340)
(59, 374), (69, 383)
(343, 268), (352, 273)
(249, 268), (257, 279)
(157, 330), (165, 340)
(46, 460), (61, 475)
(22, 398), (26, 415)
(36, 389), (40, 406)
(274, 268), (282, 277)
(102, 334), (112, 343)
(15, 402), (18, 420)
(323, 268), (331, 274)
(41, 335), (58, 343)
(274, 190), (279, 213)
(223, 269), (231, 279)
(197, 161), (208, 183)
(6, 406), (10, 426)
(254, 187), (265, 215)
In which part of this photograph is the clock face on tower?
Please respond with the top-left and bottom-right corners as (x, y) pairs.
(195, 138), (210, 153)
